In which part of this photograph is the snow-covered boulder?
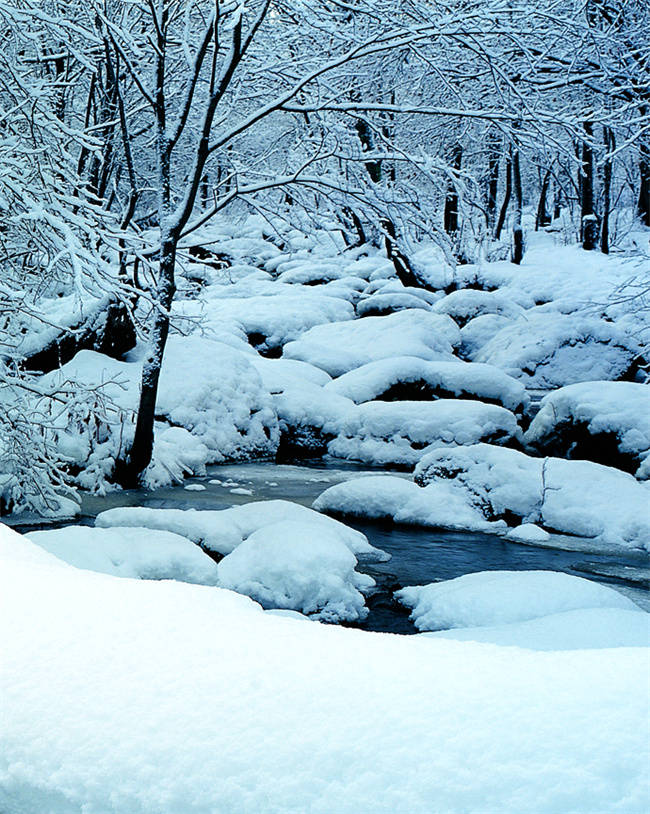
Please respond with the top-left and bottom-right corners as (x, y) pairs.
(273, 383), (357, 459)
(325, 357), (529, 414)
(27, 526), (219, 585)
(328, 400), (522, 467)
(216, 520), (375, 622)
(395, 570), (639, 631)
(96, 499), (389, 561)
(459, 314), (513, 359)
(414, 444), (650, 550)
(432, 289), (524, 328)
(524, 381), (650, 478)
(249, 357), (332, 393)
(356, 291), (431, 317)
(474, 311), (642, 388)
(283, 310), (461, 376)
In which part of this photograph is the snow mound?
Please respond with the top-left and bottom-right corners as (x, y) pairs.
(396, 570), (639, 631)
(2, 523), (649, 814)
(27, 525), (218, 585)
(432, 289), (524, 327)
(96, 499), (388, 561)
(425, 607), (650, 650)
(524, 381), (650, 478)
(217, 520), (374, 622)
(249, 356), (331, 393)
(283, 310), (461, 376)
(356, 291), (431, 317)
(325, 356), (529, 413)
(459, 313), (513, 359)
(474, 311), (641, 388)
(414, 444), (650, 550)
(328, 400), (522, 467)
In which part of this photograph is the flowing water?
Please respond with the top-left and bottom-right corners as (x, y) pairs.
(66, 460), (650, 634)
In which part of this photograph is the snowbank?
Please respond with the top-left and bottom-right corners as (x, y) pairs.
(27, 525), (218, 585)
(395, 570), (639, 631)
(217, 520), (374, 622)
(525, 381), (650, 478)
(2, 523), (648, 814)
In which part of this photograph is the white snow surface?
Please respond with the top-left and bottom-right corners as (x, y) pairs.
(283, 310), (461, 376)
(325, 356), (529, 412)
(328, 400), (521, 467)
(96, 499), (388, 561)
(2, 523), (648, 814)
(425, 607), (650, 651)
(524, 380), (650, 477)
(216, 520), (374, 622)
(395, 570), (640, 631)
(27, 525), (218, 585)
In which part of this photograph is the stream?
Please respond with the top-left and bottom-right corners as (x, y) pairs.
(68, 459), (649, 634)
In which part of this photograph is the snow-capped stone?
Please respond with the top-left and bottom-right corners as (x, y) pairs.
(216, 520), (375, 622)
(395, 570), (639, 631)
(524, 381), (650, 478)
(27, 525), (219, 585)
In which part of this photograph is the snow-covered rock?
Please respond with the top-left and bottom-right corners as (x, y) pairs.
(217, 520), (375, 622)
(249, 356), (332, 393)
(432, 289), (524, 327)
(474, 311), (642, 388)
(504, 523), (552, 544)
(414, 444), (650, 550)
(96, 499), (389, 561)
(356, 291), (431, 317)
(459, 313), (513, 359)
(283, 310), (461, 376)
(2, 523), (649, 814)
(524, 381), (650, 478)
(328, 400), (522, 467)
(27, 525), (219, 585)
(395, 570), (640, 631)
(325, 357), (529, 413)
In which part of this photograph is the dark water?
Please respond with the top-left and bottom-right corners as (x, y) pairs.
(14, 460), (649, 634)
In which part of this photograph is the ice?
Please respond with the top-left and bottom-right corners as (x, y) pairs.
(2, 523), (648, 814)
(27, 525), (219, 585)
(325, 356), (529, 413)
(283, 310), (461, 376)
(217, 520), (375, 622)
(396, 570), (641, 631)
(525, 381), (650, 478)
(96, 499), (389, 561)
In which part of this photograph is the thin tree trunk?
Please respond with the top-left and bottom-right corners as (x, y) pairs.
(581, 121), (599, 250)
(601, 126), (614, 253)
(494, 154), (512, 240)
(444, 144), (462, 236)
(535, 166), (552, 230)
(511, 147), (524, 264)
(638, 117), (650, 226)
(486, 137), (500, 231)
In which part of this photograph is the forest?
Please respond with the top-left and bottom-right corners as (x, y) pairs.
(1, 1), (649, 812)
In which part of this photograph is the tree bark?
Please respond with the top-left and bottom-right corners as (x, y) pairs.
(535, 166), (552, 230)
(638, 120), (650, 226)
(581, 121), (599, 251)
(511, 147), (524, 264)
(486, 138), (500, 231)
(494, 154), (512, 240)
(601, 126), (614, 253)
(443, 144), (462, 236)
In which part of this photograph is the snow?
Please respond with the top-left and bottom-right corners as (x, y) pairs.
(283, 310), (461, 376)
(217, 520), (375, 622)
(425, 608), (650, 651)
(27, 525), (219, 585)
(316, 443), (650, 550)
(473, 310), (641, 388)
(395, 570), (639, 631)
(356, 291), (432, 317)
(325, 356), (529, 413)
(328, 399), (522, 467)
(432, 288), (525, 326)
(2, 524), (648, 814)
(504, 523), (552, 543)
(524, 381), (650, 478)
(96, 499), (389, 561)
(248, 356), (332, 393)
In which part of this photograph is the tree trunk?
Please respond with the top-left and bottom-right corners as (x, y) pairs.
(638, 117), (650, 226)
(535, 167), (552, 230)
(494, 154), (512, 240)
(443, 144), (462, 236)
(486, 138), (499, 231)
(601, 126), (614, 254)
(581, 121), (599, 250)
(511, 147), (524, 264)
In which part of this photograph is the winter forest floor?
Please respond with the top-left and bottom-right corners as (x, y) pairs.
(2, 217), (650, 813)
